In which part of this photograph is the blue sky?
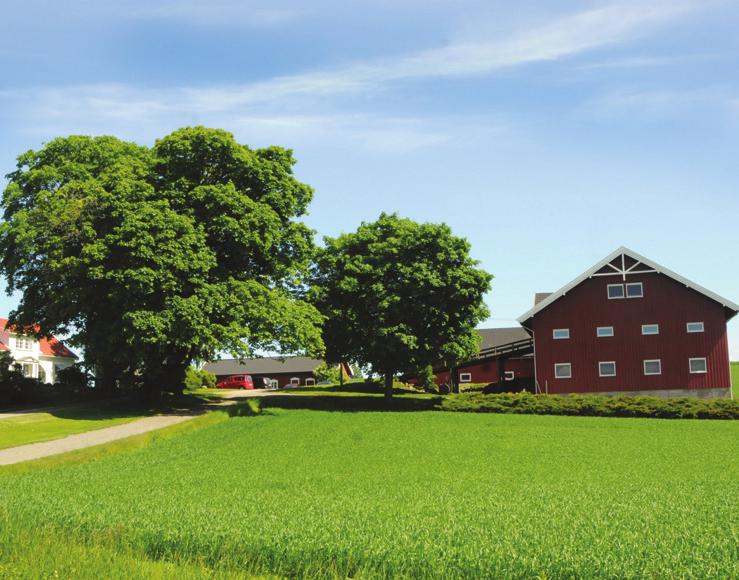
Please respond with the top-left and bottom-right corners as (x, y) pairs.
(2, 0), (739, 356)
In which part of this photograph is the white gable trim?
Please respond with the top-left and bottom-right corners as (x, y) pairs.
(517, 246), (739, 324)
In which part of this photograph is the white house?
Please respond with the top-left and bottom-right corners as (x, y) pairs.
(0, 318), (77, 383)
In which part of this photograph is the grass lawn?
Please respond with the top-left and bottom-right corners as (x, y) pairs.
(0, 394), (736, 578)
(0, 406), (150, 450)
(732, 362), (739, 398)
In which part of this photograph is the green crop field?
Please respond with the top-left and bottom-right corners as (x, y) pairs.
(0, 398), (737, 578)
(0, 407), (148, 450)
(732, 362), (739, 398)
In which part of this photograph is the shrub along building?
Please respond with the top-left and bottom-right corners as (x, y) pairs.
(517, 247), (737, 398)
(203, 356), (352, 388)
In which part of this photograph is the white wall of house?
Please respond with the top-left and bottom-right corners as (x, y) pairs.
(6, 334), (75, 384)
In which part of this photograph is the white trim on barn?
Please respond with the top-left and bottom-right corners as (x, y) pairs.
(517, 247), (739, 324)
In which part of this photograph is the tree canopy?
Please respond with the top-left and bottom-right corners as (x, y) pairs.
(0, 127), (323, 395)
(310, 213), (492, 396)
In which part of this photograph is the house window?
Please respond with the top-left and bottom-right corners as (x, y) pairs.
(554, 363), (571, 379)
(552, 328), (570, 340)
(686, 322), (704, 333)
(641, 324), (659, 335)
(290, 377), (300, 386)
(459, 372), (472, 383)
(504, 371), (515, 381)
(626, 282), (643, 298)
(15, 337), (33, 350)
(598, 361), (616, 377)
(305, 378), (316, 386)
(596, 326), (614, 337)
(20, 363), (35, 378)
(689, 358), (707, 374)
(607, 284), (625, 299)
(644, 359), (662, 375)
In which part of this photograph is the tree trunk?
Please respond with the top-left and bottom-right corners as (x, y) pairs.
(384, 371), (394, 399)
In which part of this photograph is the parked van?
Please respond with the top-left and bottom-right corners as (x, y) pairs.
(215, 375), (255, 390)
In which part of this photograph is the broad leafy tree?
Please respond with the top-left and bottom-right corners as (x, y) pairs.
(311, 213), (492, 397)
(0, 127), (323, 395)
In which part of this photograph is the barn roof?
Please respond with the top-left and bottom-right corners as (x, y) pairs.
(517, 246), (739, 325)
(477, 327), (530, 350)
(203, 356), (325, 376)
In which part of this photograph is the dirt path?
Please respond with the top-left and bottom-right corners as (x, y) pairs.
(0, 414), (196, 466)
(0, 390), (290, 465)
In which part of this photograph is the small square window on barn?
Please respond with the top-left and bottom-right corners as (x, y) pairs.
(305, 378), (316, 386)
(554, 363), (571, 379)
(689, 358), (707, 374)
(597, 326), (614, 337)
(552, 328), (570, 340)
(504, 371), (515, 381)
(686, 322), (704, 333)
(598, 361), (616, 377)
(626, 282), (643, 298)
(641, 324), (659, 335)
(459, 372), (472, 383)
(290, 377), (300, 385)
(607, 284), (625, 299)
(644, 359), (662, 375)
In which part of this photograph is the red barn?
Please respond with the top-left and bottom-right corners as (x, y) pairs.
(518, 247), (738, 398)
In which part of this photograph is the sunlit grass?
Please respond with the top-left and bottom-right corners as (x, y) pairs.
(0, 405), (736, 578)
(0, 407), (147, 450)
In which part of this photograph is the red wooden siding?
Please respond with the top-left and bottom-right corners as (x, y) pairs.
(531, 272), (731, 394)
(433, 356), (534, 386)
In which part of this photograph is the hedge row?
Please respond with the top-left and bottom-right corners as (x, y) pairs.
(440, 392), (739, 420)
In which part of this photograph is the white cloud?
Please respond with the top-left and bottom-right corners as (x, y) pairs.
(4, 1), (705, 148)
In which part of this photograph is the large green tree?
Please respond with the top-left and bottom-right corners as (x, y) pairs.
(0, 127), (323, 395)
(311, 213), (492, 397)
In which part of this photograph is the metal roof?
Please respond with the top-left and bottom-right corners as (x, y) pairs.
(517, 246), (739, 325)
(203, 356), (324, 376)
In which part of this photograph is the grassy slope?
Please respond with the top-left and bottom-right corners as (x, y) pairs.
(732, 362), (739, 398)
(0, 400), (737, 578)
(0, 407), (149, 450)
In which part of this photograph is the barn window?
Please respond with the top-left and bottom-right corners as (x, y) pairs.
(596, 326), (614, 337)
(305, 378), (316, 386)
(644, 359), (662, 375)
(554, 363), (571, 379)
(626, 282), (643, 298)
(686, 322), (704, 333)
(607, 284), (625, 299)
(459, 372), (472, 383)
(504, 371), (515, 381)
(552, 328), (570, 340)
(641, 324), (659, 335)
(290, 377), (300, 386)
(689, 358), (707, 374)
(598, 361), (616, 377)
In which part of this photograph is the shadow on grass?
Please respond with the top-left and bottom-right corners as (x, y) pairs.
(260, 394), (442, 413)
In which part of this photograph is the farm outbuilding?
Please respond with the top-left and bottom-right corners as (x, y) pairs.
(518, 247), (737, 398)
(203, 356), (352, 388)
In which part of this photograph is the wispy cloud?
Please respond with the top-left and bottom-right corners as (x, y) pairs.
(3, 1), (704, 149)
(577, 54), (723, 71)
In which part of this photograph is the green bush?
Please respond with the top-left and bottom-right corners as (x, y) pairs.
(414, 365), (436, 392)
(440, 392), (739, 420)
(312, 363), (340, 383)
(184, 368), (216, 390)
(55, 365), (91, 392)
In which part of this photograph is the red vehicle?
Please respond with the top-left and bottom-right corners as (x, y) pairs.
(215, 374), (255, 390)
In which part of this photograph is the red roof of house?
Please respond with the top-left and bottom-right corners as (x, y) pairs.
(0, 319), (77, 359)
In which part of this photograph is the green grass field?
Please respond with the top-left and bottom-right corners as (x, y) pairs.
(732, 362), (739, 398)
(0, 396), (737, 578)
(0, 407), (148, 450)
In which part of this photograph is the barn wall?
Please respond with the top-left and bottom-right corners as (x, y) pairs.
(434, 356), (534, 386)
(532, 272), (731, 395)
